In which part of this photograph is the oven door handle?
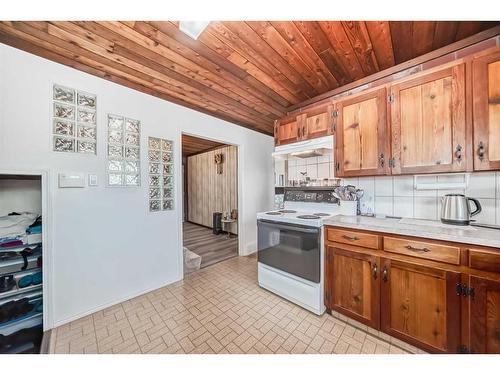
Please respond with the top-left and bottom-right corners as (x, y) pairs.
(257, 220), (320, 234)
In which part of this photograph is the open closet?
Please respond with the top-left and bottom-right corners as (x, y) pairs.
(0, 174), (44, 354)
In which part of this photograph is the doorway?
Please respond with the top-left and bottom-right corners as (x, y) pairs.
(181, 134), (239, 273)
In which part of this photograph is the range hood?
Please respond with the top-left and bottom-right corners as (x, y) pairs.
(272, 135), (334, 159)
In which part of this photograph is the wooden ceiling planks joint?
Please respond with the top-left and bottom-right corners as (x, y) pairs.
(0, 21), (498, 136)
(182, 134), (226, 156)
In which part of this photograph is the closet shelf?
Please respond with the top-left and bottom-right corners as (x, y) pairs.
(0, 243), (41, 254)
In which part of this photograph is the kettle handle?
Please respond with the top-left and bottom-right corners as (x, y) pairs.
(468, 198), (482, 217)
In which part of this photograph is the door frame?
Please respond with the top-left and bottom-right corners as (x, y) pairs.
(179, 131), (242, 276)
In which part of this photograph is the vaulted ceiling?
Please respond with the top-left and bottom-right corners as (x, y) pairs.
(0, 21), (498, 135)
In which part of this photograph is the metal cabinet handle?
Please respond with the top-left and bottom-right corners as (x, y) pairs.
(379, 153), (385, 168)
(478, 141), (485, 161)
(382, 266), (388, 282)
(342, 234), (359, 241)
(298, 127), (302, 139)
(455, 144), (463, 162)
(405, 244), (431, 253)
(372, 263), (378, 279)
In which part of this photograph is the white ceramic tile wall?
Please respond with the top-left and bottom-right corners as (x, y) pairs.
(348, 171), (500, 225)
(285, 156), (500, 224)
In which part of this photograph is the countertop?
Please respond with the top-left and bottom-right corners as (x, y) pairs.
(323, 215), (500, 248)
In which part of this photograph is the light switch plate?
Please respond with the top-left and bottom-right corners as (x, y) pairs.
(58, 172), (85, 188)
(88, 174), (98, 187)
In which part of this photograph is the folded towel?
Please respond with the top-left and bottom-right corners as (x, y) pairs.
(0, 213), (38, 238)
(26, 225), (41, 234)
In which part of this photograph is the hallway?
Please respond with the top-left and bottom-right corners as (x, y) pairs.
(183, 222), (238, 268)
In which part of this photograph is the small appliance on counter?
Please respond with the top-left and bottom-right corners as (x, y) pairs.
(440, 193), (482, 226)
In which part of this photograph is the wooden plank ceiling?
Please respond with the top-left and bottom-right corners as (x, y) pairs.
(0, 21), (498, 135)
(182, 134), (226, 156)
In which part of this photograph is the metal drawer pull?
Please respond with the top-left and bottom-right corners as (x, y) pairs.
(342, 234), (359, 241)
(372, 263), (378, 279)
(405, 244), (430, 253)
(382, 266), (388, 282)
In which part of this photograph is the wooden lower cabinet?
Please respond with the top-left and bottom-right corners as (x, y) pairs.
(325, 245), (380, 329)
(379, 258), (461, 353)
(469, 276), (500, 353)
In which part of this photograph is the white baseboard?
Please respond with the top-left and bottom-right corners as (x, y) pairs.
(51, 274), (182, 328)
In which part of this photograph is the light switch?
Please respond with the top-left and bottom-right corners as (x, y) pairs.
(88, 174), (98, 187)
(58, 172), (85, 188)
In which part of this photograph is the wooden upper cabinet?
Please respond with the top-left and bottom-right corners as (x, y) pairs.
(327, 246), (380, 329)
(380, 258), (461, 353)
(469, 276), (500, 354)
(335, 87), (389, 177)
(473, 47), (500, 171)
(302, 104), (333, 140)
(274, 115), (301, 146)
(389, 63), (466, 175)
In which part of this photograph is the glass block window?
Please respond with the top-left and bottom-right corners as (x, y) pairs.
(107, 114), (141, 187)
(52, 84), (97, 154)
(148, 137), (174, 211)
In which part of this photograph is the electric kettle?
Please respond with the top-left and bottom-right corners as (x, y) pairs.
(440, 194), (482, 225)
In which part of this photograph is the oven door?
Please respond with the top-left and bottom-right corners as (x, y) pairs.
(257, 219), (320, 283)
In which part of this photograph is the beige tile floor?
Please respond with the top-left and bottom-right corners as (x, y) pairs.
(50, 255), (422, 354)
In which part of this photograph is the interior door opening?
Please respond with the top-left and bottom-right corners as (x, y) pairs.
(181, 133), (239, 275)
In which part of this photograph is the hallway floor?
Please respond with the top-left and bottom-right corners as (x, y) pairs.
(183, 222), (238, 268)
(49, 255), (424, 354)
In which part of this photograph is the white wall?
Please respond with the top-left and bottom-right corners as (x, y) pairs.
(0, 179), (42, 216)
(0, 44), (274, 327)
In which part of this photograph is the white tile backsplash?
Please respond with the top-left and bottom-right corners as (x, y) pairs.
(355, 171), (499, 224)
(414, 197), (438, 220)
(375, 176), (393, 197)
(281, 156), (499, 224)
(317, 163), (331, 179)
(466, 172), (496, 199)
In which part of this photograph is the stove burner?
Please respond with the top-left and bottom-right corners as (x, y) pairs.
(313, 213), (331, 217)
(278, 210), (297, 213)
(266, 212), (282, 215)
(297, 215), (320, 219)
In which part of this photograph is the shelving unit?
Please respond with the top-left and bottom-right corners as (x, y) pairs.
(0, 174), (43, 354)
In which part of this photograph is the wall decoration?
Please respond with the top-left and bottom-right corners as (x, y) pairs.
(148, 137), (174, 211)
(52, 84), (97, 154)
(107, 114), (141, 187)
(214, 153), (224, 174)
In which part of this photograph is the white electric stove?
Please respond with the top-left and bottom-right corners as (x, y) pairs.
(257, 188), (340, 315)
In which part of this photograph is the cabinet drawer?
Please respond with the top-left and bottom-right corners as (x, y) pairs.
(469, 248), (500, 273)
(326, 228), (379, 249)
(384, 237), (460, 265)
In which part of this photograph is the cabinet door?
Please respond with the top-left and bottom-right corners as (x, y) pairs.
(335, 87), (389, 177)
(469, 276), (500, 353)
(275, 115), (301, 146)
(472, 48), (500, 171)
(303, 104), (333, 140)
(327, 246), (380, 329)
(380, 258), (461, 353)
(390, 64), (466, 174)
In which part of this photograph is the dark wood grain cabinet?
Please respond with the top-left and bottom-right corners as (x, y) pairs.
(324, 226), (500, 354)
(380, 258), (461, 353)
(468, 276), (500, 353)
(472, 47), (500, 171)
(334, 87), (389, 177)
(275, 46), (500, 176)
(389, 64), (466, 175)
(325, 245), (380, 329)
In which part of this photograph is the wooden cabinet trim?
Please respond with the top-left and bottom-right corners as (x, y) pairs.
(468, 248), (500, 274)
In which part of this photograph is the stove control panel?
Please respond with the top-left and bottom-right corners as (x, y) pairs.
(284, 189), (339, 204)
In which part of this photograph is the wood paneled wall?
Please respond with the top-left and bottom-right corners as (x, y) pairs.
(187, 145), (238, 234)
